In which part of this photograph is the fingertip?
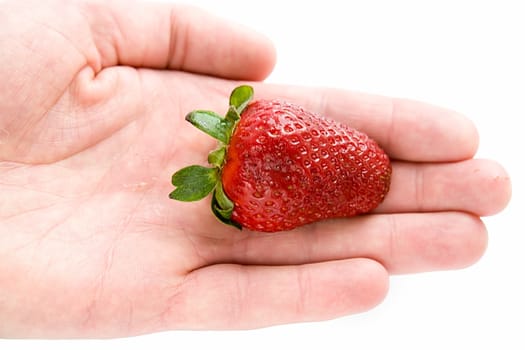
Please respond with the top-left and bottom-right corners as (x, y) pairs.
(404, 212), (489, 272)
(457, 113), (480, 159)
(467, 215), (489, 267)
(256, 35), (277, 80)
(171, 5), (277, 81)
(342, 258), (390, 313)
(474, 159), (512, 216)
(282, 258), (389, 320)
(396, 100), (481, 161)
(445, 213), (489, 270)
(237, 28), (277, 81)
(312, 259), (389, 317)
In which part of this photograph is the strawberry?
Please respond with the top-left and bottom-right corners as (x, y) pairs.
(169, 86), (392, 232)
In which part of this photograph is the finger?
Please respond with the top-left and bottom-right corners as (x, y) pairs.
(253, 84), (479, 162)
(85, 2), (276, 80)
(174, 259), (388, 329)
(226, 212), (487, 274)
(378, 159), (511, 216)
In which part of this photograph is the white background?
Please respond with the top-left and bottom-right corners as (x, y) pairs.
(3, 0), (524, 349)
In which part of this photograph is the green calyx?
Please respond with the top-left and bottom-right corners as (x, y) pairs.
(168, 85), (254, 229)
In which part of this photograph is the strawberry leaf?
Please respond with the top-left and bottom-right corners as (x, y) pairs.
(211, 183), (241, 230)
(169, 165), (218, 202)
(211, 200), (242, 229)
(208, 146), (226, 167)
(229, 85), (253, 115)
(185, 110), (233, 144)
(225, 106), (240, 124)
(214, 182), (234, 215)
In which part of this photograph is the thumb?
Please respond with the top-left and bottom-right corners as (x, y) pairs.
(85, 1), (276, 80)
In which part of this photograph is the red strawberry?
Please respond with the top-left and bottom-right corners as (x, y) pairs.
(169, 86), (392, 232)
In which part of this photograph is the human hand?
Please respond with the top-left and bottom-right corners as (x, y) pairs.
(0, 0), (511, 338)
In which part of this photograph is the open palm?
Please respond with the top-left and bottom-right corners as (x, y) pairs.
(0, 0), (511, 338)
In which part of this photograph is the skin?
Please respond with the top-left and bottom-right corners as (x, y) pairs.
(0, 0), (511, 339)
